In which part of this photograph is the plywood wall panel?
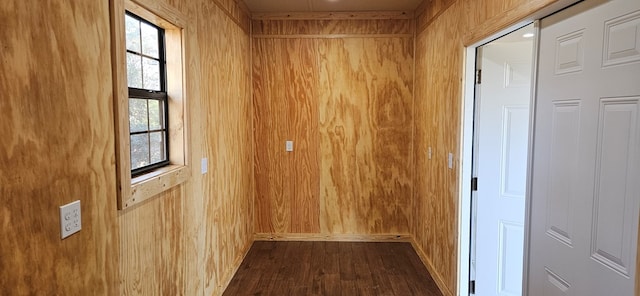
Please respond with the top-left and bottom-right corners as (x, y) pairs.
(253, 19), (414, 237)
(411, 0), (565, 295)
(0, 0), (117, 294)
(253, 38), (320, 234)
(415, 0), (456, 30)
(197, 0), (254, 294)
(182, 2), (205, 294)
(3, 0), (249, 293)
(119, 186), (185, 295)
(116, 0), (254, 295)
(318, 38), (413, 234)
(252, 20), (319, 35)
(209, 0), (251, 32)
(252, 19), (413, 36)
(331, 18), (411, 35)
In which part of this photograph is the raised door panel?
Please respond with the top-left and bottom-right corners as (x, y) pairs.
(590, 98), (640, 277)
(545, 101), (581, 247)
(530, 1), (640, 295)
(497, 220), (525, 295)
(500, 106), (529, 199)
(602, 11), (640, 67)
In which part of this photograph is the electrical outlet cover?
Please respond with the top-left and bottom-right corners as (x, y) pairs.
(60, 200), (81, 239)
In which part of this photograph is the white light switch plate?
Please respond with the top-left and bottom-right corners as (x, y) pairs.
(448, 153), (454, 169)
(428, 147), (432, 160)
(60, 200), (81, 239)
(201, 158), (208, 174)
(285, 140), (294, 152)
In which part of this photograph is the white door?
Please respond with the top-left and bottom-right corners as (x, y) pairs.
(474, 25), (534, 296)
(528, 0), (640, 295)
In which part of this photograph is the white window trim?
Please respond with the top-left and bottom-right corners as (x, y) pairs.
(110, 0), (190, 210)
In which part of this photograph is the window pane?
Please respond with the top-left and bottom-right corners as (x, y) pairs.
(148, 99), (163, 130)
(149, 132), (166, 163)
(129, 99), (148, 133)
(125, 15), (141, 53)
(126, 53), (143, 88)
(130, 134), (150, 170)
(141, 22), (159, 58)
(142, 57), (160, 91)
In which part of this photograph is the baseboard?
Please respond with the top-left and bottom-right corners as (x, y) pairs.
(254, 233), (412, 242)
(410, 238), (454, 296)
(216, 239), (253, 295)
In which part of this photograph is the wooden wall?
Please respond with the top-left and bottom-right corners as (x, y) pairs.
(118, 0), (253, 295)
(11, 0), (633, 295)
(411, 0), (567, 295)
(0, 0), (253, 295)
(0, 0), (118, 294)
(252, 17), (415, 237)
(197, 0), (254, 294)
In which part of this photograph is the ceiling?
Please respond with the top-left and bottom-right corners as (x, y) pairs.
(242, 0), (423, 13)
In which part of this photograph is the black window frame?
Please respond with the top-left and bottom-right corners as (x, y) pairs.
(125, 11), (170, 177)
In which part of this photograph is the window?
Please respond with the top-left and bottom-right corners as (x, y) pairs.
(111, 0), (190, 210)
(125, 13), (169, 176)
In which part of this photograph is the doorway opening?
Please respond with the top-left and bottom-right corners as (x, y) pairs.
(464, 23), (536, 295)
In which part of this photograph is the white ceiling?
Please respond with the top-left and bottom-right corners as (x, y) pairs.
(242, 0), (423, 13)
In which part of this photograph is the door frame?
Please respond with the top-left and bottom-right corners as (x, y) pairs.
(456, 2), (581, 295)
(458, 21), (538, 295)
(469, 28), (537, 296)
(456, 1), (579, 290)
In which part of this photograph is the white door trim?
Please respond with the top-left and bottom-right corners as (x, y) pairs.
(521, 20), (541, 296)
(459, 22), (535, 295)
(458, 2), (580, 295)
(458, 17), (567, 296)
(458, 45), (475, 296)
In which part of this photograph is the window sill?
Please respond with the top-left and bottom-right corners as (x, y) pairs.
(122, 164), (191, 209)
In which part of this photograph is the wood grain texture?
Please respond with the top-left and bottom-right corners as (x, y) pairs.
(114, 0), (187, 294)
(0, 0), (118, 294)
(253, 38), (321, 234)
(254, 233), (412, 242)
(116, 0), (254, 295)
(223, 242), (442, 296)
(208, 0), (251, 33)
(1, 0), (252, 293)
(411, 0), (566, 295)
(318, 38), (414, 234)
(412, 8), (460, 295)
(253, 19), (414, 238)
(411, 238), (453, 296)
(118, 186), (185, 295)
(252, 11), (414, 20)
(182, 1), (205, 293)
(415, 0), (457, 32)
(252, 18), (413, 36)
(197, 0), (254, 294)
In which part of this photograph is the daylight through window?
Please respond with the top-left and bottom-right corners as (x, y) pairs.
(125, 12), (169, 176)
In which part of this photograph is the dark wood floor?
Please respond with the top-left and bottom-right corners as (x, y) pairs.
(223, 241), (443, 296)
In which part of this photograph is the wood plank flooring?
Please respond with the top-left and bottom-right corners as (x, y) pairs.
(223, 241), (443, 296)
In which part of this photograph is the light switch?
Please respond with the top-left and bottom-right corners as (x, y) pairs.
(285, 141), (294, 152)
(448, 153), (454, 169)
(428, 147), (432, 160)
(201, 158), (208, 174)
(60, 200), (81, 239)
